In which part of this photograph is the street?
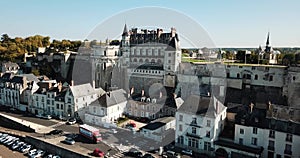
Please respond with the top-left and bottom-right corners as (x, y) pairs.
(0, 107), (162, 157)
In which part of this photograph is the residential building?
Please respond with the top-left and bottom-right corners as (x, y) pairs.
(1, 62), (20, 74)
(65, 83), (100, 118)
(84, 89), (126, 127)
(175, 95), (227, 156)
(140, 117), (175, 142)
(0, 73), (39, 111)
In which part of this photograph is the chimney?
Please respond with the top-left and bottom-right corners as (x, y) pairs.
(48, 82), (52, 89)
(92, 80), (95, 89)
(250, 103), (254, 113)
(267, 101), (272, 111)
(58, 82), (62, 92)
(141, 89), (144, 97)
(216, 101), (219, 114)
(171, 27), (176, 37)
(173, 93), (177, 98)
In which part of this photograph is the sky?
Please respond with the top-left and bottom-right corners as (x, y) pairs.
(0, 0), (299, 48)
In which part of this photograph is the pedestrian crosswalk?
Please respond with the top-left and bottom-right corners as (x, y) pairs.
(108, 152), (125, 158)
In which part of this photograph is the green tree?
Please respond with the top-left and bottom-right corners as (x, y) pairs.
(282, 53), (295, 66)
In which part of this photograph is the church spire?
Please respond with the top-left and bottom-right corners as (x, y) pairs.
(266, 32), (270, 46)
(122, 23), (128, 36)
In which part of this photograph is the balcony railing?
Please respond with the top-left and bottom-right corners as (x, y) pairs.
(186, 132), (201, 139)
(268, 146), (274, 151)
(284, 150), (292, 155)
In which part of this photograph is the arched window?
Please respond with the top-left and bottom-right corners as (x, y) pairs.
(151, 59), (155, 63)
(133, 58), (137, 62)
(255, 74), (258, 80)
(157, 59), (162, 63)
(139, 59), (143, 63)
(145, 59), (149, 63)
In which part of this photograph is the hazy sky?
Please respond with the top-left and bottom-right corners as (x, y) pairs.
(0, 0), (299, 47)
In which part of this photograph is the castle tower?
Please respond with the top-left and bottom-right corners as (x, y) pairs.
(121, 23), (130, 66)
(163, 27), (181, 88)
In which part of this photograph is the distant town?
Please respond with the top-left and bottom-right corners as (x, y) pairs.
(0, 24), (300, 158)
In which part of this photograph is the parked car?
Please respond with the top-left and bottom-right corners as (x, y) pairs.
(64, 137), (75, 145)
(6, 137), (19, 146)
(35, 114), (43, 118)
(11, 141), (24, 150)
(143, 153), (154, 158)
(42, 114), (52, 119)
(92, 148), (105, 157)
(111, 128), (117, 134)
(166, 150), (181, 158)
(28, 148), (37, 156)
(67, 118), (76, 125)
(30, 149), (45, 158)
(181, 149), (193, 156)
(47, 129), (63, 135)
(125, 148), (143, 158)
(21, 144), (32, 153)
(17, 143), (28, 152)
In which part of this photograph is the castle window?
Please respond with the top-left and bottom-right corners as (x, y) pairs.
(269, 75), (273, 81)
(255, 74), (258, 80)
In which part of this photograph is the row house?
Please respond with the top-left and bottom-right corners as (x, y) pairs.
(1, 62), (20, 74)
(125, 97), (183, 120)
(30, 81), (102, 118)
(215, 104), (300, 158)
(175, 95), (227, 156)
(0, 73), (39, 111)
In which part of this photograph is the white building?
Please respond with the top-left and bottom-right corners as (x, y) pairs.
(1, 62), (20, 74)
(84, 89), (127, 127)
(65, 83), (101, 118)
(175, 95), (227, 156)
(215, 104), (300, 158)
(233, 121), (300, 158)
(92, 44), (120, 89)
(140, 117), (176, 142)
(225, 64), (286, 88)
(0, 73), (39, 111)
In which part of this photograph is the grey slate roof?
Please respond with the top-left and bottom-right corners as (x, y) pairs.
(91, 89), (127, 108)
(141, 122), (166, 131)
(20, 74), (39, 82)
(178, 95), (226, 117)
(69, 83), (95, 98)
(178, 95), (211, 115)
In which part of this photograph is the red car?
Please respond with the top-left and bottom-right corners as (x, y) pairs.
(92, 148), (104, 157)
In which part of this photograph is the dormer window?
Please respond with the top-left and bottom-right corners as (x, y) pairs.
(192, 117), (197, 124)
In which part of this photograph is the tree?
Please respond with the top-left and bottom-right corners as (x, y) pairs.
(109, 40), (120, 46)
(295, 53), (300, 64)
(282, 53), (295, 66)
(1, 34), (10, 42)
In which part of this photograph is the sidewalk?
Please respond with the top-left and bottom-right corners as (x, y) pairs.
(0, 113), (53, 134)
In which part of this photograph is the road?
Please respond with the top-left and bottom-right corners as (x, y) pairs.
(0, 107), (190, 158)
